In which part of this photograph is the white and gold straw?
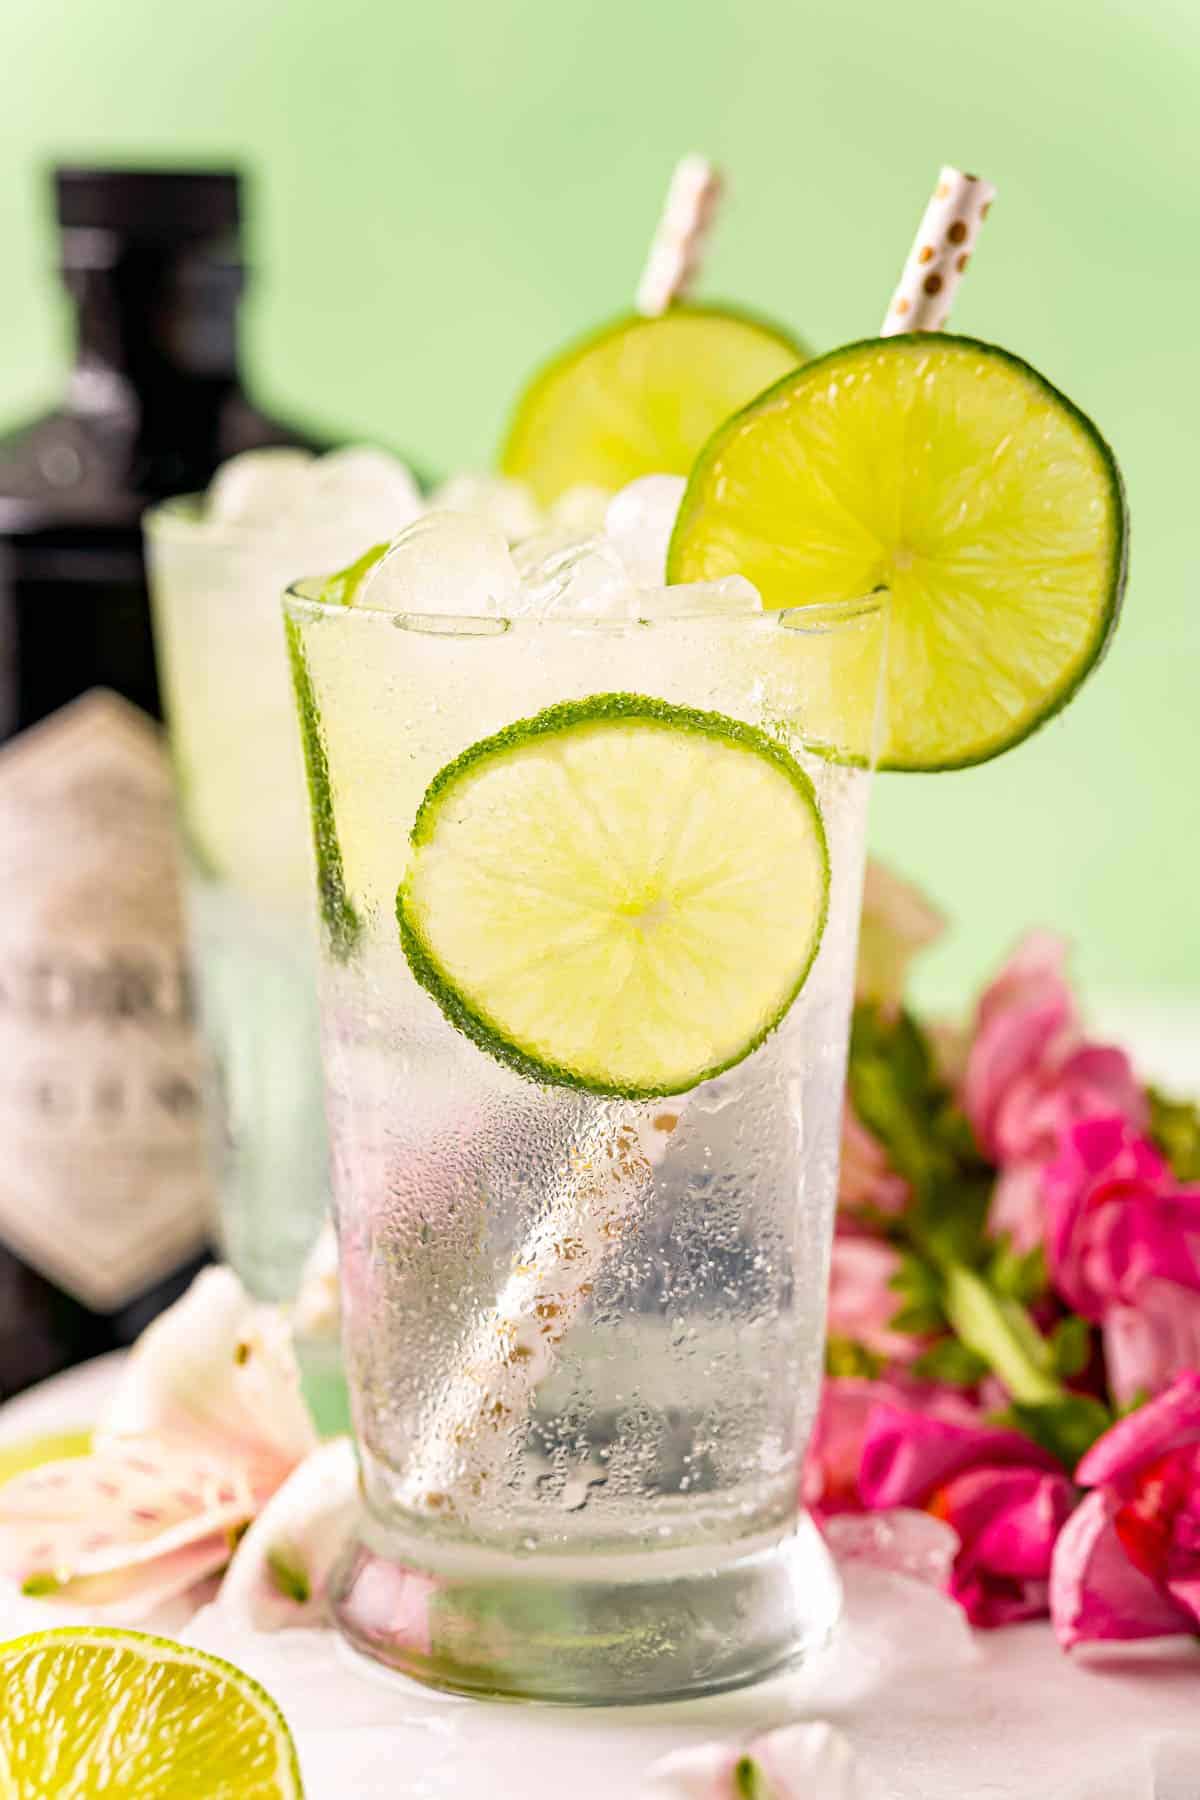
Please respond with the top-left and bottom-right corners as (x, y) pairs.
(880, 165), (996, 335)
(635, 153), (724, 317)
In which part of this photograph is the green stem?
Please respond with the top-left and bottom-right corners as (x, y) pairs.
(942, 1263), (1063, 1406)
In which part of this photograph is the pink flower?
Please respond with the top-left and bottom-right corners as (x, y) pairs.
(645, 1722), (876, 1798)
(1050, 1370), (1200, 1648)
(838, 1107), (909, 1219)
(826, 1237), (916, 1363)
(1043, 1116), (1200, 1401)
(963, 934), (1145, 1251)
(858, 1398), (1075, 1627)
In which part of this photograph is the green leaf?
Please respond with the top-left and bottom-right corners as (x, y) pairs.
(942, 1264), (1062, 1405)
(912, 1338), (990, 1387)
(988, 1240), (1049, 1303)
(1049, 1314), (1094, 1378)
(266, 1545), (312, 1605)
(888, 1252), (947, 1335)
(1147, 1086), (1200, 1182)
(826, 1335), (884, 1379)
(1009, 1395), (1113, 1470)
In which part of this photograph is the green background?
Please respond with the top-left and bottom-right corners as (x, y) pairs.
(2, 0), (1197, 1030)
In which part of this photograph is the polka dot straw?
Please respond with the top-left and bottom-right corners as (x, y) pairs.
(636, 154), (724, 317)
(880, 165), (996, 334)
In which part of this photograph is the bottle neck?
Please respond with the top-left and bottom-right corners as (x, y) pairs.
(62, 242), (245, 418)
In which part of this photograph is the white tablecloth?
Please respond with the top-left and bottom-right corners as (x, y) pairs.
(2, 1360), (1197, 1800)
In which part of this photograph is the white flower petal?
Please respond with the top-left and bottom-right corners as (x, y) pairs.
(217, 1438), (357, 1631)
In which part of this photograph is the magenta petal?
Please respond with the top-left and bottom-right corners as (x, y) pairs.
(938, 1466), (1075, 1580)
(1050, 1490), (1192, 1648)
(859, 1404), (1059, 1510)
(1076, 1371), (1200, 1488)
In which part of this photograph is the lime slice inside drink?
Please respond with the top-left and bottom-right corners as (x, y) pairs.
(667, 334), (1127, 771)
(0, 1627), (303, 1797)
(500, 307), (806, 508)
(397, 694), (829, 1098)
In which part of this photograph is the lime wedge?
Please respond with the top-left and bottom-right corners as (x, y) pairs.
(668, 334), (1127, 771)
(285, 617), (361, 960)
(397, 694), (828, 1098)
(500, 306), (806, 508)
(0, 1627), (302, 1797)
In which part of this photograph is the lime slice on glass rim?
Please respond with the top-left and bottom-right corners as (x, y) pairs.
(0, 1627), (303, 1797)
(499, 306), (806, 508)
(396, 694), (829, 1099)
(668, 333), (1128, 771)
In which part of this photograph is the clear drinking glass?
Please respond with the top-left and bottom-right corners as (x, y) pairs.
(144, 504), (360, 1313)
(284, 574), (886, 1703)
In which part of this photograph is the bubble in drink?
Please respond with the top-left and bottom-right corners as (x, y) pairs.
(604, 474), (686, 587)
(305, 447), (423, 541)
(206, 447), (316, 525)
(360, 511), (520, 616)
(430, 472), (542, 544)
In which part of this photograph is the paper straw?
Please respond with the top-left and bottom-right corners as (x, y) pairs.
(635, 154), (724, 317)
(397, 1106), (680, 1514)
(880, 165), (996, 335)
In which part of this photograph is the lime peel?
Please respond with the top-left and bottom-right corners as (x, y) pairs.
(397, 692), (829, 1099)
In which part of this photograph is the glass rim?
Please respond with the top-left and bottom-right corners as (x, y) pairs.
(282, 577), (888, 638)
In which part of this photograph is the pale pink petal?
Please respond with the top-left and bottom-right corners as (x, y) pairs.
(826, 1237), (915, 1361)
(218, 1438), (357, 1631)
(1104, 1283), (1200, 1405)
(24, 1532), (232, 1622)
(0, 1440), (253, 1586)
(641, 1741), (741, 1797)
(854, 860), (946, 1012)
(987, 1161), (1046, 1254)
(1076, 1370), (1200, 1489)
(98, 1266), (317, 1500)
(838, 1108), (909, 1218)
(1050, 1489), (1193, 1648)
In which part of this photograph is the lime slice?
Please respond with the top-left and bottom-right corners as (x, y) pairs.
(397, 694), (828, 1098)
(668, 334), (1127, 771)
(0, 1627), (302, 1797)
(500, 306), (806, 508)
(285, 617), (361, 960)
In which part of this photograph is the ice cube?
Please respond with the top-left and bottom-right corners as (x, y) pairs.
(430, 472), (542, 544)
(548, 483), (611, 536)
(603, 474), (686, 587)
(514, 537), (635, 620)
(304, 447), (424, 541)
(359, 511), (520, 616)
(206, 447), (315, 525)
(637, 574), (762, 619)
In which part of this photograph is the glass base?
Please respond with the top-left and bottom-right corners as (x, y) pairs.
(330, 1510), (841, 1706)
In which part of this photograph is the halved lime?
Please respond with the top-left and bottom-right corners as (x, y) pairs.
(500, 306), (806, 508)
(668, 334), (1127, 771)
(396, 694), (828, 1098)
(0, 1627), (302, 1797)
(285, 617), (361, 960)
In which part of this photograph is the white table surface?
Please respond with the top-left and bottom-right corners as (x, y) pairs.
(2, 1358), (1197, 1800)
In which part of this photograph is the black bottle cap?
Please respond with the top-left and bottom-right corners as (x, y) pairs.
(53, 167), (242, 246)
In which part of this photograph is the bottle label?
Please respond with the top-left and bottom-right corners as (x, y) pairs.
(0, 691), (212, 1310)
